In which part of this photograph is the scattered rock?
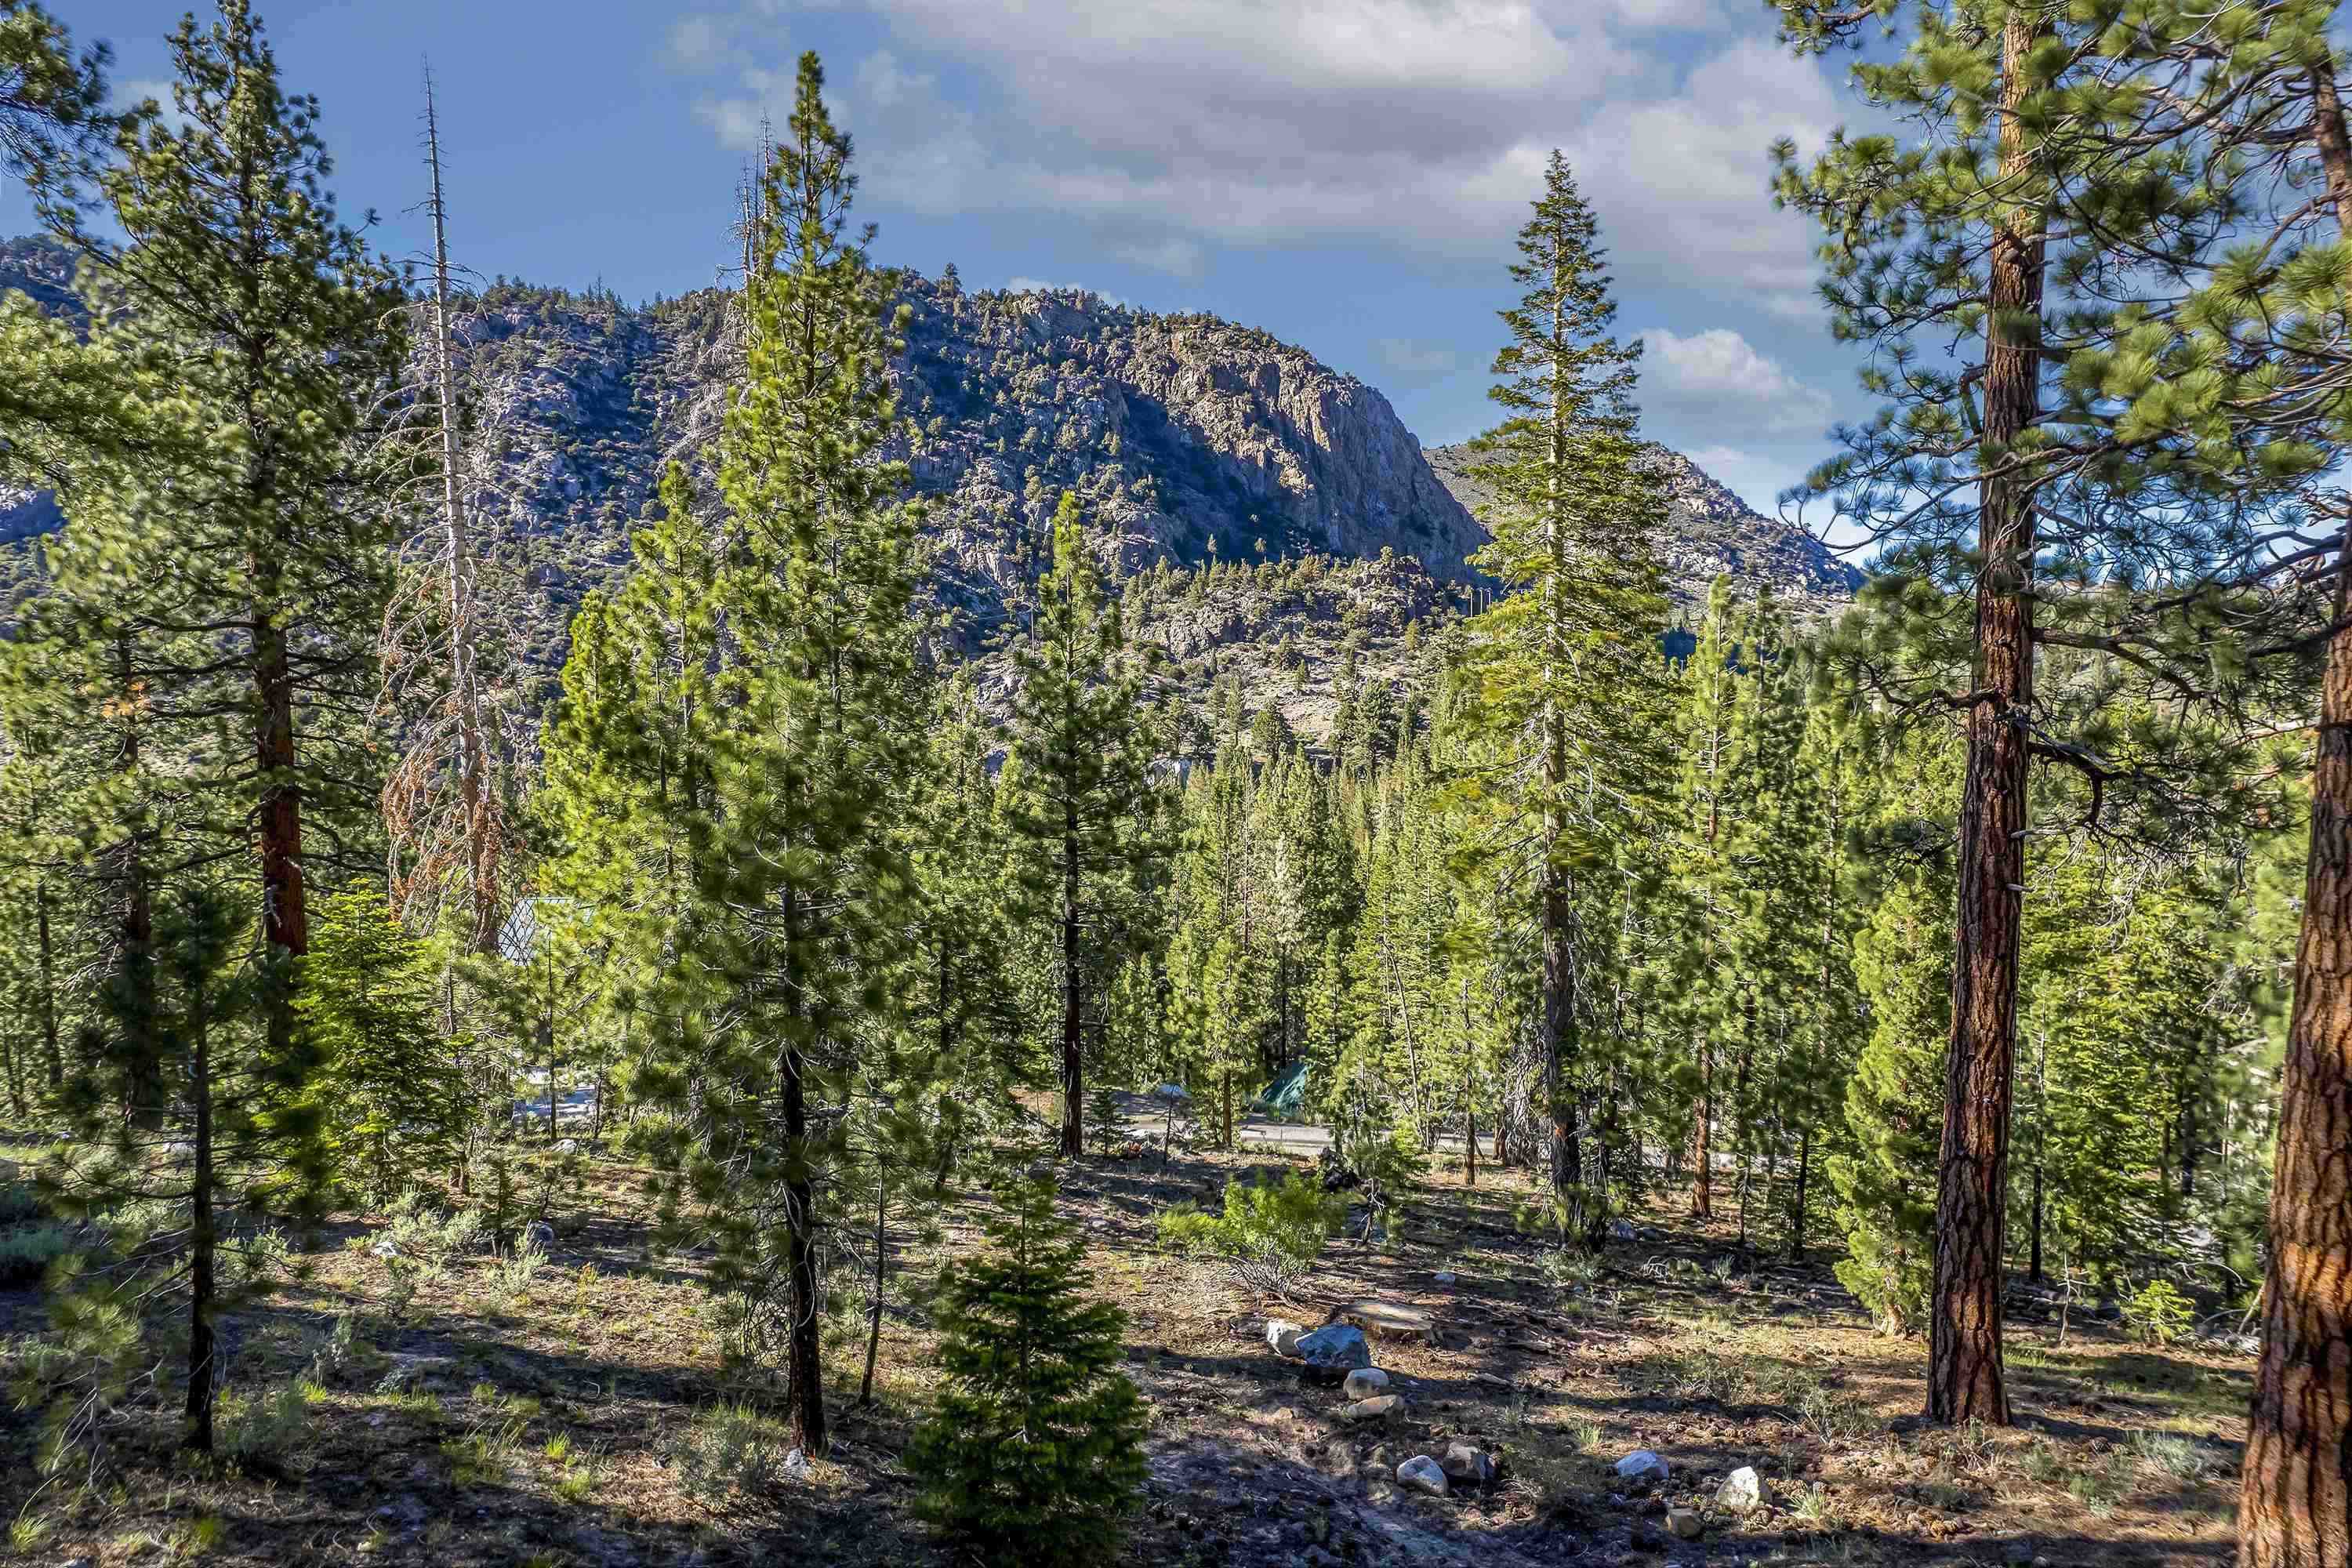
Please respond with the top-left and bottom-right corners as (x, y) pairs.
(1368, 1444), (1392, 1469)
(1342, 1367), (1391, 1399)
(522, 1219), (557, 1253)
(1294, 1323), (1372, 1378)
(1267, 1318), (1306, 1356)
(1717, 1465), (1769, 1512)
(781, 1447), (810, 1481)
(1668, 1506), (1704, 1540)
(556, 1138), (581, 1155)
(1441, 1442), (1497, 1484)
(1610, 1218), (1639, 1242)
(1615, 1449), (1671, 1485)
(1396, 1454), (1449, 1497)
(1333, 1298), (1439, 1345)
(1433, 1269), (1457, 1285)
(1341, 1395), (1404, 1422)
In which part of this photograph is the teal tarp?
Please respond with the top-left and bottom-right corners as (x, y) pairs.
(1251, 1059), (1308, 1117)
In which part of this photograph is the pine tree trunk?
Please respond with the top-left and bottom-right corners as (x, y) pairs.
(1789, 1122), (1811, 1264)
(423, 79), (501, 958)
(2241, 64), (2352, 1566)
(114, 636), (162, 1131)
(1058, 804), (1084, 1160)
(1690, 1042), (1712, 1219)
(255, 615), (309, 1057)
(781, 891), (827, 1457)
(859, 1178), (886, 1406)
(36, 880), (57, 1089)
(183, 997), (216, 1453)
(1926, 9), (2045, 1431)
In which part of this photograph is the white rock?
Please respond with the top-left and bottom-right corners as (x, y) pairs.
(1267, 1318), (1306, 1356)
(1294, 1323), (1372, 1377)
(1717, 1465), (1769, 1512)
(1342, 1367), (1391, 1399)
(782, 1446), (810, 1481)
(1615, 1449), (1670, 1483)
(1395, 1455), (1449, 1497)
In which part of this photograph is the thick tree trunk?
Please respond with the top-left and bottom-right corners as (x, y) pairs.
(1926, 9), (2045, 1431)
(255, 619), (309, 1058)
(2241, 64), (2352, 1567)
(183, 1001), (216, 1453)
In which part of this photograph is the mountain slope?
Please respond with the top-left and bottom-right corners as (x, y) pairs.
(0, 238), (1856, 700)
(1423, 440), (1861, 613)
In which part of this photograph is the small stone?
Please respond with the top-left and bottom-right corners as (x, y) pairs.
(1717, 1465), (1769, 1512)
(781, 1446), (810, 1481)
(1668, 1506), (1704, 1540)
(1342, 1367), (1391, 1399)
(1396, 1454), (1449, 1497)
(1368, 1444), (1392, 1468)
(1610, 1218), (1639, 1242)
(522, 1219), (557, 1253)
(1615, 1449), (1671, 1484)
(1433, 1269), (1457, 1285)
(1268, 1318), (1306, 1356)
(1341, 1394), (1404, 1422)
(1440, 1441), (1497, 1484)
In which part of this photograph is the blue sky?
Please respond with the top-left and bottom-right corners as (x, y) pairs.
(13, 1), (1878, 527)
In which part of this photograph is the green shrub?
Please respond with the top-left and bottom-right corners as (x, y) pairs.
(909, 1179), (1146, 1567)
(668, 1403), (797, 1508)
(0, 1222), (74, 1285)
(0, 1174), (45, 1227)
(1154, 1172), (1339, 1298)
(216, 1380), (314, 1468)
(2124, 1279), (2195, 1347)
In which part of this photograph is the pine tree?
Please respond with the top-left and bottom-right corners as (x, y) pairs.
(907, 1179), (1148, 1567)
(1003, 494), (1168, 1157)
(0, 0), (112, 191)
(536, 55), (921, 1456)
(1446, 151), (1671, 1236)
(298, 890), (466, 1206)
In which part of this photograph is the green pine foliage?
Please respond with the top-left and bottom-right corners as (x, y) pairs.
(298, 891), (466, 1207)
(908, 1179), (1148, 1568)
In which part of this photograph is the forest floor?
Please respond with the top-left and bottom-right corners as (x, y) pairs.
(0, 1123), (2249, 1568)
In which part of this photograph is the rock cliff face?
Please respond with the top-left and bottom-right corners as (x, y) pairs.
(0, 238), (1852, 691)
(1423, 441), (1860, 613)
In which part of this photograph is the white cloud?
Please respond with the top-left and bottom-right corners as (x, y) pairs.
(1640, 325), (1832, 440)
(1107, 237), (1204, 278)
(683, 6), (1834, 303)
(667, 16), (729, 71)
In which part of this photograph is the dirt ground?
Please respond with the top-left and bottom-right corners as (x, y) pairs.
(0, 1125), (2246, 1567)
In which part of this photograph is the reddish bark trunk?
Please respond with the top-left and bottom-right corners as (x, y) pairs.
(2239, 62), (2352, 1568)
(1926, 9), (2045, 1430)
